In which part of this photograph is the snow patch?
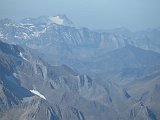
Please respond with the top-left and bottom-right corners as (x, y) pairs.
(20, 23), (33, 26)
(22, 32), (30, 39)
(5, 23), (20, 28)
(49, 16), (64, 25)
(14, 32), (30, 40)
(31, 28), (46, 37)
(111, 36), (117, 43)
(31, 32), (39, 37)
(4, 23), (12, 27)
(20, 23), (35, 31)
(30, 90), (46, 100)
(19, 52), (29, 61)
(0, 32), (4, 38)
(13, 73), (18, 77)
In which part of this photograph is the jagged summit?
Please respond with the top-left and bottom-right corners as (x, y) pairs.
(48, 14), (74, 26)
(21, 15), (74, 26)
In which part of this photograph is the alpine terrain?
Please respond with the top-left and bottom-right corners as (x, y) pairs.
(0, 15), (160, 120)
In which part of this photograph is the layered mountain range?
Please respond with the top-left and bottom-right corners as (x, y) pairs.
(0, 15), (160, 120)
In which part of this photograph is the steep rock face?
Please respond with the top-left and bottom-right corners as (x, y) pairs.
(0, 41), (60, 120)
(4, 38), (159, 120)
(125, 68), (160, 120)
(0, 97), (59, 120)
(0, 41), (120, 120)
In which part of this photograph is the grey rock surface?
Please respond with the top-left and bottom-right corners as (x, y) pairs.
(0, 16), (160, 120)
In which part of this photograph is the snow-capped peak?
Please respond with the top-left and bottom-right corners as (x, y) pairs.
(20, 15), (74, 27)
(48, 15), (74, 26)
(49, 16), (64, 25)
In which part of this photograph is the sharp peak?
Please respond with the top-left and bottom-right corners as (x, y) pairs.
(37, 14), (70, 20)
(20, 15), (74, 26)
(53, 14), (68, 18)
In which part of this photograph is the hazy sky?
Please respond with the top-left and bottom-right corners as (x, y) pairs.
(0, 0), (160, 30)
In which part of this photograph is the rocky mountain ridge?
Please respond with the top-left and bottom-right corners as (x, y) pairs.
(0, 16), (160, 120)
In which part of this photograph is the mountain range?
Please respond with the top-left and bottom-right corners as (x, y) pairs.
(0, 15), (160, 120)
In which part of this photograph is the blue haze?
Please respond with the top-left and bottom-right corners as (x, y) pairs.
(0, 0), (160, 30)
